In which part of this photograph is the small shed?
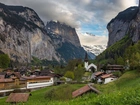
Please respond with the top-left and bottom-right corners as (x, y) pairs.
(72, 84), (101, 98)
(6, 93), (30, 104)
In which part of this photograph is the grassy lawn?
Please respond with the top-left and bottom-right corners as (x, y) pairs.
(0, 70), (140, 105)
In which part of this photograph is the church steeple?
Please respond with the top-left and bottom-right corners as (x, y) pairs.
(84, 52), (89, 71)
(84, 52), (88, 62)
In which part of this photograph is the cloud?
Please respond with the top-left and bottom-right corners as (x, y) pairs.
(0, 0), (138, 45)
(78, 32), (108, 46)
(0, 0), (137, 28)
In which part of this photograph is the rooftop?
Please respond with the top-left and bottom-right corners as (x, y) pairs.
(6, 93), (30, 103)
(22, 76), (52, 80)
(0, 78), (13, 83)
(95, 72), (104, 76)
(101, 74), (113, 79)
(72, 84), (101, 98)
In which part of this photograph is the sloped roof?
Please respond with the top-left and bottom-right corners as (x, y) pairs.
(0, 78), (13, 83)
(107, 65), (123, 67)
(95, 72), (104, 76)
(0, 75), (5, 79)
(101, 74), (113, 79)
(72, 84), (101, 98)
(22, 76), (51, 80)
(0, 72), (6, 75)
(47, 73), (62, 78)
(6, 93), (30, 103)
(106, 65), (124, 70)
(14, 72), (21, 79)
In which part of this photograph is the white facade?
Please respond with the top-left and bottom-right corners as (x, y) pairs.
(84, 61), (89, 71)
(103, 77), (117, 84)
(27, 78), (54, 89)
(87, 63), (97, 71)
(84, 62), (97, 72)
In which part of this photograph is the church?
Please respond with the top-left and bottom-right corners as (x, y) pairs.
(84, 53), (97, 72)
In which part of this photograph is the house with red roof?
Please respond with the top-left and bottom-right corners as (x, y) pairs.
(100, 74), (117, 84)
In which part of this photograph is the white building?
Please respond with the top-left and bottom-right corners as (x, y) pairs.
(84, 52), (97, 72)
(22, 76), (54, 89)
(100, 74), (117, 84)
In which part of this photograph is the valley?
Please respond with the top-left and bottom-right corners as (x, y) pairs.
(0, 1), (140, 105)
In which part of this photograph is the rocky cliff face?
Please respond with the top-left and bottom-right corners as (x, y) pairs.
(46, 21), (85, 62)
(0, 3), (85, 64)
(0, 3), (60, 63)
(107, 6), (140, 47)
(46, 21), (81, 47)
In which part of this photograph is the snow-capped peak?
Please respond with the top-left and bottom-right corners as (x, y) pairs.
(82, 45), (106, 56)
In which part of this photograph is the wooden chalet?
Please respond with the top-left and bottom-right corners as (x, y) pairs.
(0, 71), (27, 90)
(91, 71), (105, 81)
(101, 74), (113, 79)
(0, 78), (14, 90)
(22, 76), (54, 89)
(95, 72), (104, 77)
(0, 74), (53, 90)
(105, 65), (124, 73)
(99, 74), (117, 84)
(0, 68), (62, 90)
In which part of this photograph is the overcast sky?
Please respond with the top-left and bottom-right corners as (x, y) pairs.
(0, 0), (138, 45)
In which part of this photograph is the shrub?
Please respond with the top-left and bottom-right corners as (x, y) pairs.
(44, 84), (74, 101)
(64, 71), (74, 80)
(113, 71), (122, 77)
(0, 54), (10, 68)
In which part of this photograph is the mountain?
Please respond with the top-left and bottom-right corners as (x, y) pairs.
(46, 21), (81, 47)
(82, 45), (106, 59)
(0, 3), (85, 65)
(95, 4), (140, 64)
(45, 21), (85, 62)
(107, 6), (139, 47)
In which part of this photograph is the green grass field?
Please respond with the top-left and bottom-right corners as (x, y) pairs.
(0, 70), (140, 105)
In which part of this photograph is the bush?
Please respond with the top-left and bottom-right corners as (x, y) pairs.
(44, 84), (74, 101)
(113, 71), (122, 77)
(0, 54), (10, 68)
(64, 71), (74, 80)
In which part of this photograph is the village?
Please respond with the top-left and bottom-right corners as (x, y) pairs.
(0, 53), (125, 102)
(0, 0), (140, 104)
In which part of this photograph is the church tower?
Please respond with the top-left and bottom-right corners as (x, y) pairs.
(84, 52), (89, 71)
